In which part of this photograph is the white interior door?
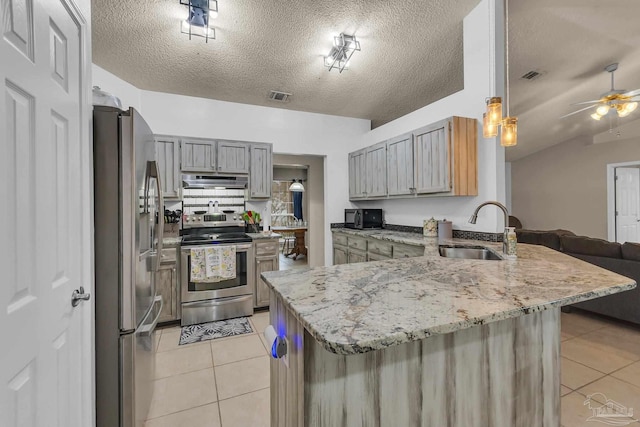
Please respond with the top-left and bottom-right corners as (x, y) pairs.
(615, 167), (640, 243)
(0, 0), (93, 426)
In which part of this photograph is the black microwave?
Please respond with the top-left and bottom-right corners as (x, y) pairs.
(344, 209), (383, 229)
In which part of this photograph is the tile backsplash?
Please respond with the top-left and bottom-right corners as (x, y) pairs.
(180, 188), (246, 214)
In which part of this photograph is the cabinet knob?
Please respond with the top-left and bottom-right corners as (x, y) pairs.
(257, 260), (261, 264)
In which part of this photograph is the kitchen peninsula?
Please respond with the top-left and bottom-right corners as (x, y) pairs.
(262, 231), (636, 427)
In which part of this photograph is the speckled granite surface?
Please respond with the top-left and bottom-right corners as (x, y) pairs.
(262, 230), (636, 355)
(162, 237), (182, 247)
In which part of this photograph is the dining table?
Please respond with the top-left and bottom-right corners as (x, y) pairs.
(272, 226), (308, 260)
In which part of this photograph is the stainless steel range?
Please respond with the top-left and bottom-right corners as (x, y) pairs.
(180, 213), (254, 325)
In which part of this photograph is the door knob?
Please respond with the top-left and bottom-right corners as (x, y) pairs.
(71, 287), (91, 307)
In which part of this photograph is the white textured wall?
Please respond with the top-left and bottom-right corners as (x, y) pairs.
(511, 135), (640, 239)
(355, 0), (506, 233)
(92, 64), (143, 112)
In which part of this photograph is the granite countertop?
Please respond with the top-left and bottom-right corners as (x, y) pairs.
(262, 230), (636, 355)
(248, 232), (282, 240)
(162, 237), (182, 247)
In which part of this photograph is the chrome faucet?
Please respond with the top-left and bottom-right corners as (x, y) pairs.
(469, 201), (510, 253)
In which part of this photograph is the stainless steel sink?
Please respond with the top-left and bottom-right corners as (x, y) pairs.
(438, 245), (502, 260)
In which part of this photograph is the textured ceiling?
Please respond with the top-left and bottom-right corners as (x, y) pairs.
(92, 0), (640, 160)
(91, 0), (480, 128)
(507, 0), (640, 160)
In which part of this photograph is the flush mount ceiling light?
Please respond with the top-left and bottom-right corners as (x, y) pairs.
(562, 63), (640, 121)
(324, 33), (360, 73)
(180, 0), (217, 42)
(289, 180), (305, 192)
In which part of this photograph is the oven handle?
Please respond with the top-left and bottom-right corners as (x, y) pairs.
(181, 243), (253, 252)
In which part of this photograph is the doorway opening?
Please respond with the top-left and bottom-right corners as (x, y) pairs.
(607, 161), (640, 243)
(272, 165), (309, 270)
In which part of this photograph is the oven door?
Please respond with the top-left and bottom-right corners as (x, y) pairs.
(180, 243), (253, 303)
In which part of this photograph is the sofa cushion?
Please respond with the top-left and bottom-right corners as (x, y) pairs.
(537, 232), (561, 251)
(622, 242), (640, 261)
(561, 235), (622, 258)
(515, 230), (540, 245)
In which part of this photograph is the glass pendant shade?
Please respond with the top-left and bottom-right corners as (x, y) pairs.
(596, 104), (610, 116)
(486, 97), (502, 127)
(500, 117), (518, 147)
(590, 113), (602, 121)
(483, 113), (498, 138)
(289, 181), (305, 192)
(618, 102), (638, 117)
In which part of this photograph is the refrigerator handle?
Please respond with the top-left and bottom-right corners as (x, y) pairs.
(149, 160), (164, 270)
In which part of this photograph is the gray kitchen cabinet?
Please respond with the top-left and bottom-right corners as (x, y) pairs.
(254, 239), (279, 308)
(332, 231), (424, 265)
(365, 142), (387, 197)
(349, 116), (477, 200)
(157, 248), (179, 323)
(413, 116), (478, 196)
(393, 243), (424, 259)
(414, 123), (450, 194)
(348, 249), (367, 264)
(249, 143), (272, 199)
(387, 133), (415, 196)
(348, 149), (367, 199)
(155, 135), (181, 199)
(181, 138), (216, 172)
(333, 245), (348, 265)
(217, 140), (249, 174)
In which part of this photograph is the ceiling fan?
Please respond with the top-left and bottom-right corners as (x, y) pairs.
(562, 63), (640, 121)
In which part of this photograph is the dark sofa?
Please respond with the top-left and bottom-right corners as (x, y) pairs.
(516, 229), (640, 325)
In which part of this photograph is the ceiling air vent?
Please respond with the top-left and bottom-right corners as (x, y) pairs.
(268, 90), (292, 102)
(520, 70), (543, 80)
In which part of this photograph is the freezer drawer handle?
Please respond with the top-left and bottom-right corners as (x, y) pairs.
(71, 287), (91, 307)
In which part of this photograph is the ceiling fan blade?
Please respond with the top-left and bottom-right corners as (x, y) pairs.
(559, 104), (597, 119)
(571, 99), (602, 106)
(623, 89), (640, 97)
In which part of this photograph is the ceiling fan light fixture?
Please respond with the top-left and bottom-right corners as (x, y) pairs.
(483, 113), (498, 138)
(596, 104), (610, 116)
(591, 113), (602, 121)
(500, 117), (517, 147)
(624, 102), (638, 114)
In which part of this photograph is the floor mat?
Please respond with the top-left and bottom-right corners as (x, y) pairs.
(179, 317), (253, 345)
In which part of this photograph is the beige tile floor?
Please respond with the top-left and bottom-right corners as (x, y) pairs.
(147, 309), (640, 426)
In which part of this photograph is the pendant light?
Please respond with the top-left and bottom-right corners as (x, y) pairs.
(289, 180), (305, 192)
(500, 0), (517, 147)
(483, 0), (518, 146)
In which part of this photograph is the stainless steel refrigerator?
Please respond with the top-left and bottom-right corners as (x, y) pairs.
(94, 106), (164, 427)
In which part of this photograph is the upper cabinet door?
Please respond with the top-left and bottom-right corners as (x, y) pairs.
(348, 149), (367, 199)
(181, 138), (216, 172)
(217, 141), (249, 174)
(155, 135), (181, 199)
(414, 124), (450, 194)
(365, 142), (387, 198)
(387, 133), (414, 196)
(249, 143), (272, 199)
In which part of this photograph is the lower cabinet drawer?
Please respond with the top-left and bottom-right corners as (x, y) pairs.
(393, 244), (424, 259)
(368, 239), (392, 257)
(255, 240), (279, 255)
(348, 236), (368, 251)
(333, 233), (348, 246)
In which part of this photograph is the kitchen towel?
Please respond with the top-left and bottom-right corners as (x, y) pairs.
(190, 248), (207, 282)
(204, 246), (236, 282)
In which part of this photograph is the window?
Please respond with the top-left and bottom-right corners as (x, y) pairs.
(271, 181), (294, 226)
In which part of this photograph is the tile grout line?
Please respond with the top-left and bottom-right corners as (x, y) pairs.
(209, 341), (223, 427)
(216, 385), (271, 403)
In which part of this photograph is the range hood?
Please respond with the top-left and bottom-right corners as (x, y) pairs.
(182, 174), (248, 189)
